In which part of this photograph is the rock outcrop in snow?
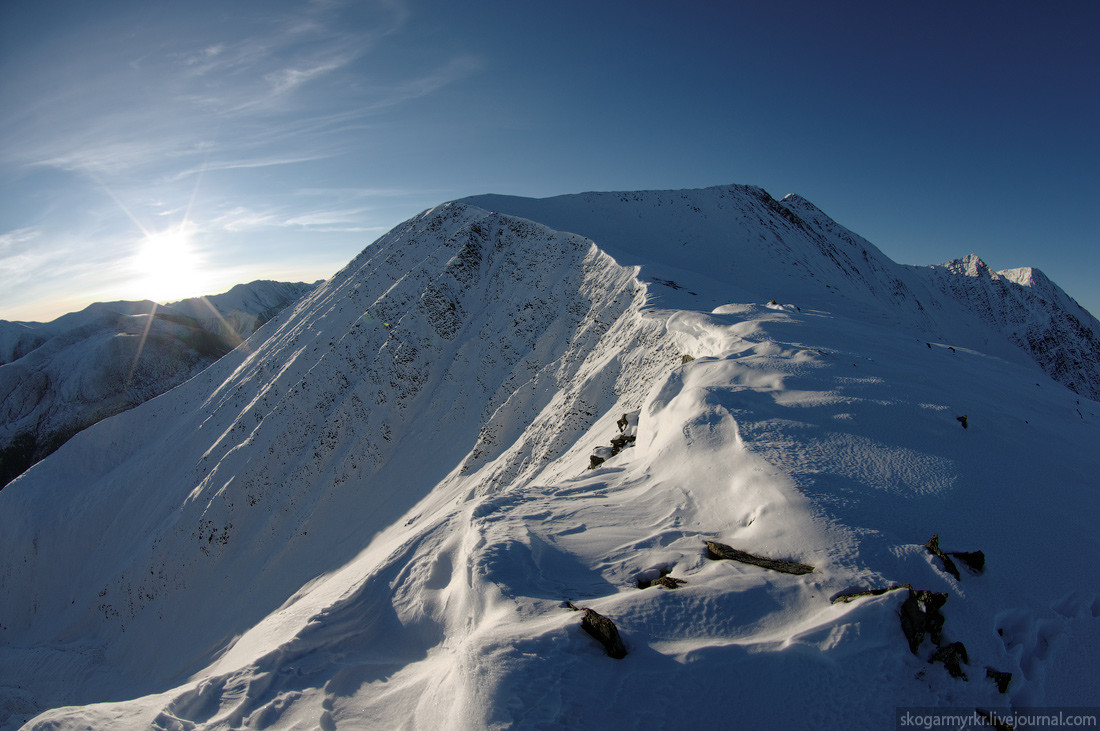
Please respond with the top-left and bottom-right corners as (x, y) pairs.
(1, 186), (1097, 730)
(0, 280), (316, 488)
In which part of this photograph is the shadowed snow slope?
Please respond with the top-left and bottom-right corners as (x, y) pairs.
(910, 253), (1100, 401)
(1, 188), (1098, 729)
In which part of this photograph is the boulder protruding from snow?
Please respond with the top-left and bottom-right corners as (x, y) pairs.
(588, 410), (639, 469)
(636, 567), (687, 590)
(831, 584), (911, 604)
(986, 667), (1012, 694)
(924, 534), (961, 580)
(949, 550), (985, 574)
(566, 603), (627, 659)
(931, 641), (969, 679)
(899, 588), (948, 654)
(924, 534), (985, 580)
(705, 541), (814, 575)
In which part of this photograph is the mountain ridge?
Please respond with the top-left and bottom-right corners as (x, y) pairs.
(462, 185), (1099, 400)
(910, 253), (1100, 400)
(1, 187), (1097, 728)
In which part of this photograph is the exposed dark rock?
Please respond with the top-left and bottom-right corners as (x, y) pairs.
(705, 541), (814, 575)
(924, 534), (960, 581)
(899, 588), (948, 654)
(924, 534), (985, 579)
(957, 415), (968, 429)
(650, 575), (686, 589)
(986, 666), (1012, 694)
(637, 569), (687, 590)
(588, 411), (639, 469)
(610, 433), (635, 452)
(931, 641), (969, 679)
(949, 550), (986, 574)
(831, 583), (911, 604)
(580, 608), (628, 659)
(563, 602), (627, 659)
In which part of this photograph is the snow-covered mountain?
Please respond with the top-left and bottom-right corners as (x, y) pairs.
(0, 280), (317, 488)
(1, 185), (1097, 730)
(910, 254), (1100, 401)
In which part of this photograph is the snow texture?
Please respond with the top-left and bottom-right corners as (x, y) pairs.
(1, 186), (1098, 729)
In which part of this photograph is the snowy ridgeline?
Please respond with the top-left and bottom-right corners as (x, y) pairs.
(0, 186), (1098, 729)
(0, 280), (317, 489)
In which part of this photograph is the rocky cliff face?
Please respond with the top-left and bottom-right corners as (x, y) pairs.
(0, 280), (316, 488)
(911, 254), (1100, 401)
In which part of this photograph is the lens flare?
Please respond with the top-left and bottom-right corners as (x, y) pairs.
(133, 225), (208, 302)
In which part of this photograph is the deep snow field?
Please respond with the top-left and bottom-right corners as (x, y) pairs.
(1, 186), (1097, 729)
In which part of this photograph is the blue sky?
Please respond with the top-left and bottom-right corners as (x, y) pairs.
(2, 0), (1098, 321)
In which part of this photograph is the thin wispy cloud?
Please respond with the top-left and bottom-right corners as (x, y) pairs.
(0, 0), (487, 319)
(265, 56), (354, 97)
(0, 250), (55, 286)
(0, 227), (41, 254)
(213, 207), (282, 232)
(170, 155), (332, 181)
(212, 203), (380, 233)
(282, 207), (376, 228)
(3, 0), (458, 178)
(366, 55), (485, 110)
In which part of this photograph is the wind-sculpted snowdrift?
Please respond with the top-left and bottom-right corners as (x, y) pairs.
(1, 186), (1098, 729)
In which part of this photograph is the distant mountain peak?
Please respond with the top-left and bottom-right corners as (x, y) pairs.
(942, 253), (993, 278)
(915, 252), (1100, 400)
(0, 279), (318, 488)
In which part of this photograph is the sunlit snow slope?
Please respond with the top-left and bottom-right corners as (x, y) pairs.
(1, 186), (1098, 729)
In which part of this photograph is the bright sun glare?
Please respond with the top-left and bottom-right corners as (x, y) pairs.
(133, 226), (209, 303)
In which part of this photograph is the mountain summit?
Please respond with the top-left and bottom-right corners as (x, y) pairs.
(1, 186), (1097, 729)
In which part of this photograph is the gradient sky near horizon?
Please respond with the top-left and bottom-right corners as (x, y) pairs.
(2, 0), (1098, 322)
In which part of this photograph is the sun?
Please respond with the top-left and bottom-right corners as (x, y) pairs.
(132, 225), (209, 302)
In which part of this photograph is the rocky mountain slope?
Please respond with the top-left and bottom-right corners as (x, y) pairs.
(910, 253), (1100, 401)
(0, 280), (317, 488)
(1, 186), (1097, 729)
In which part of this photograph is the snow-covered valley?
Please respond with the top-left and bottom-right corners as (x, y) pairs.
(1, 185), (1097, 729)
